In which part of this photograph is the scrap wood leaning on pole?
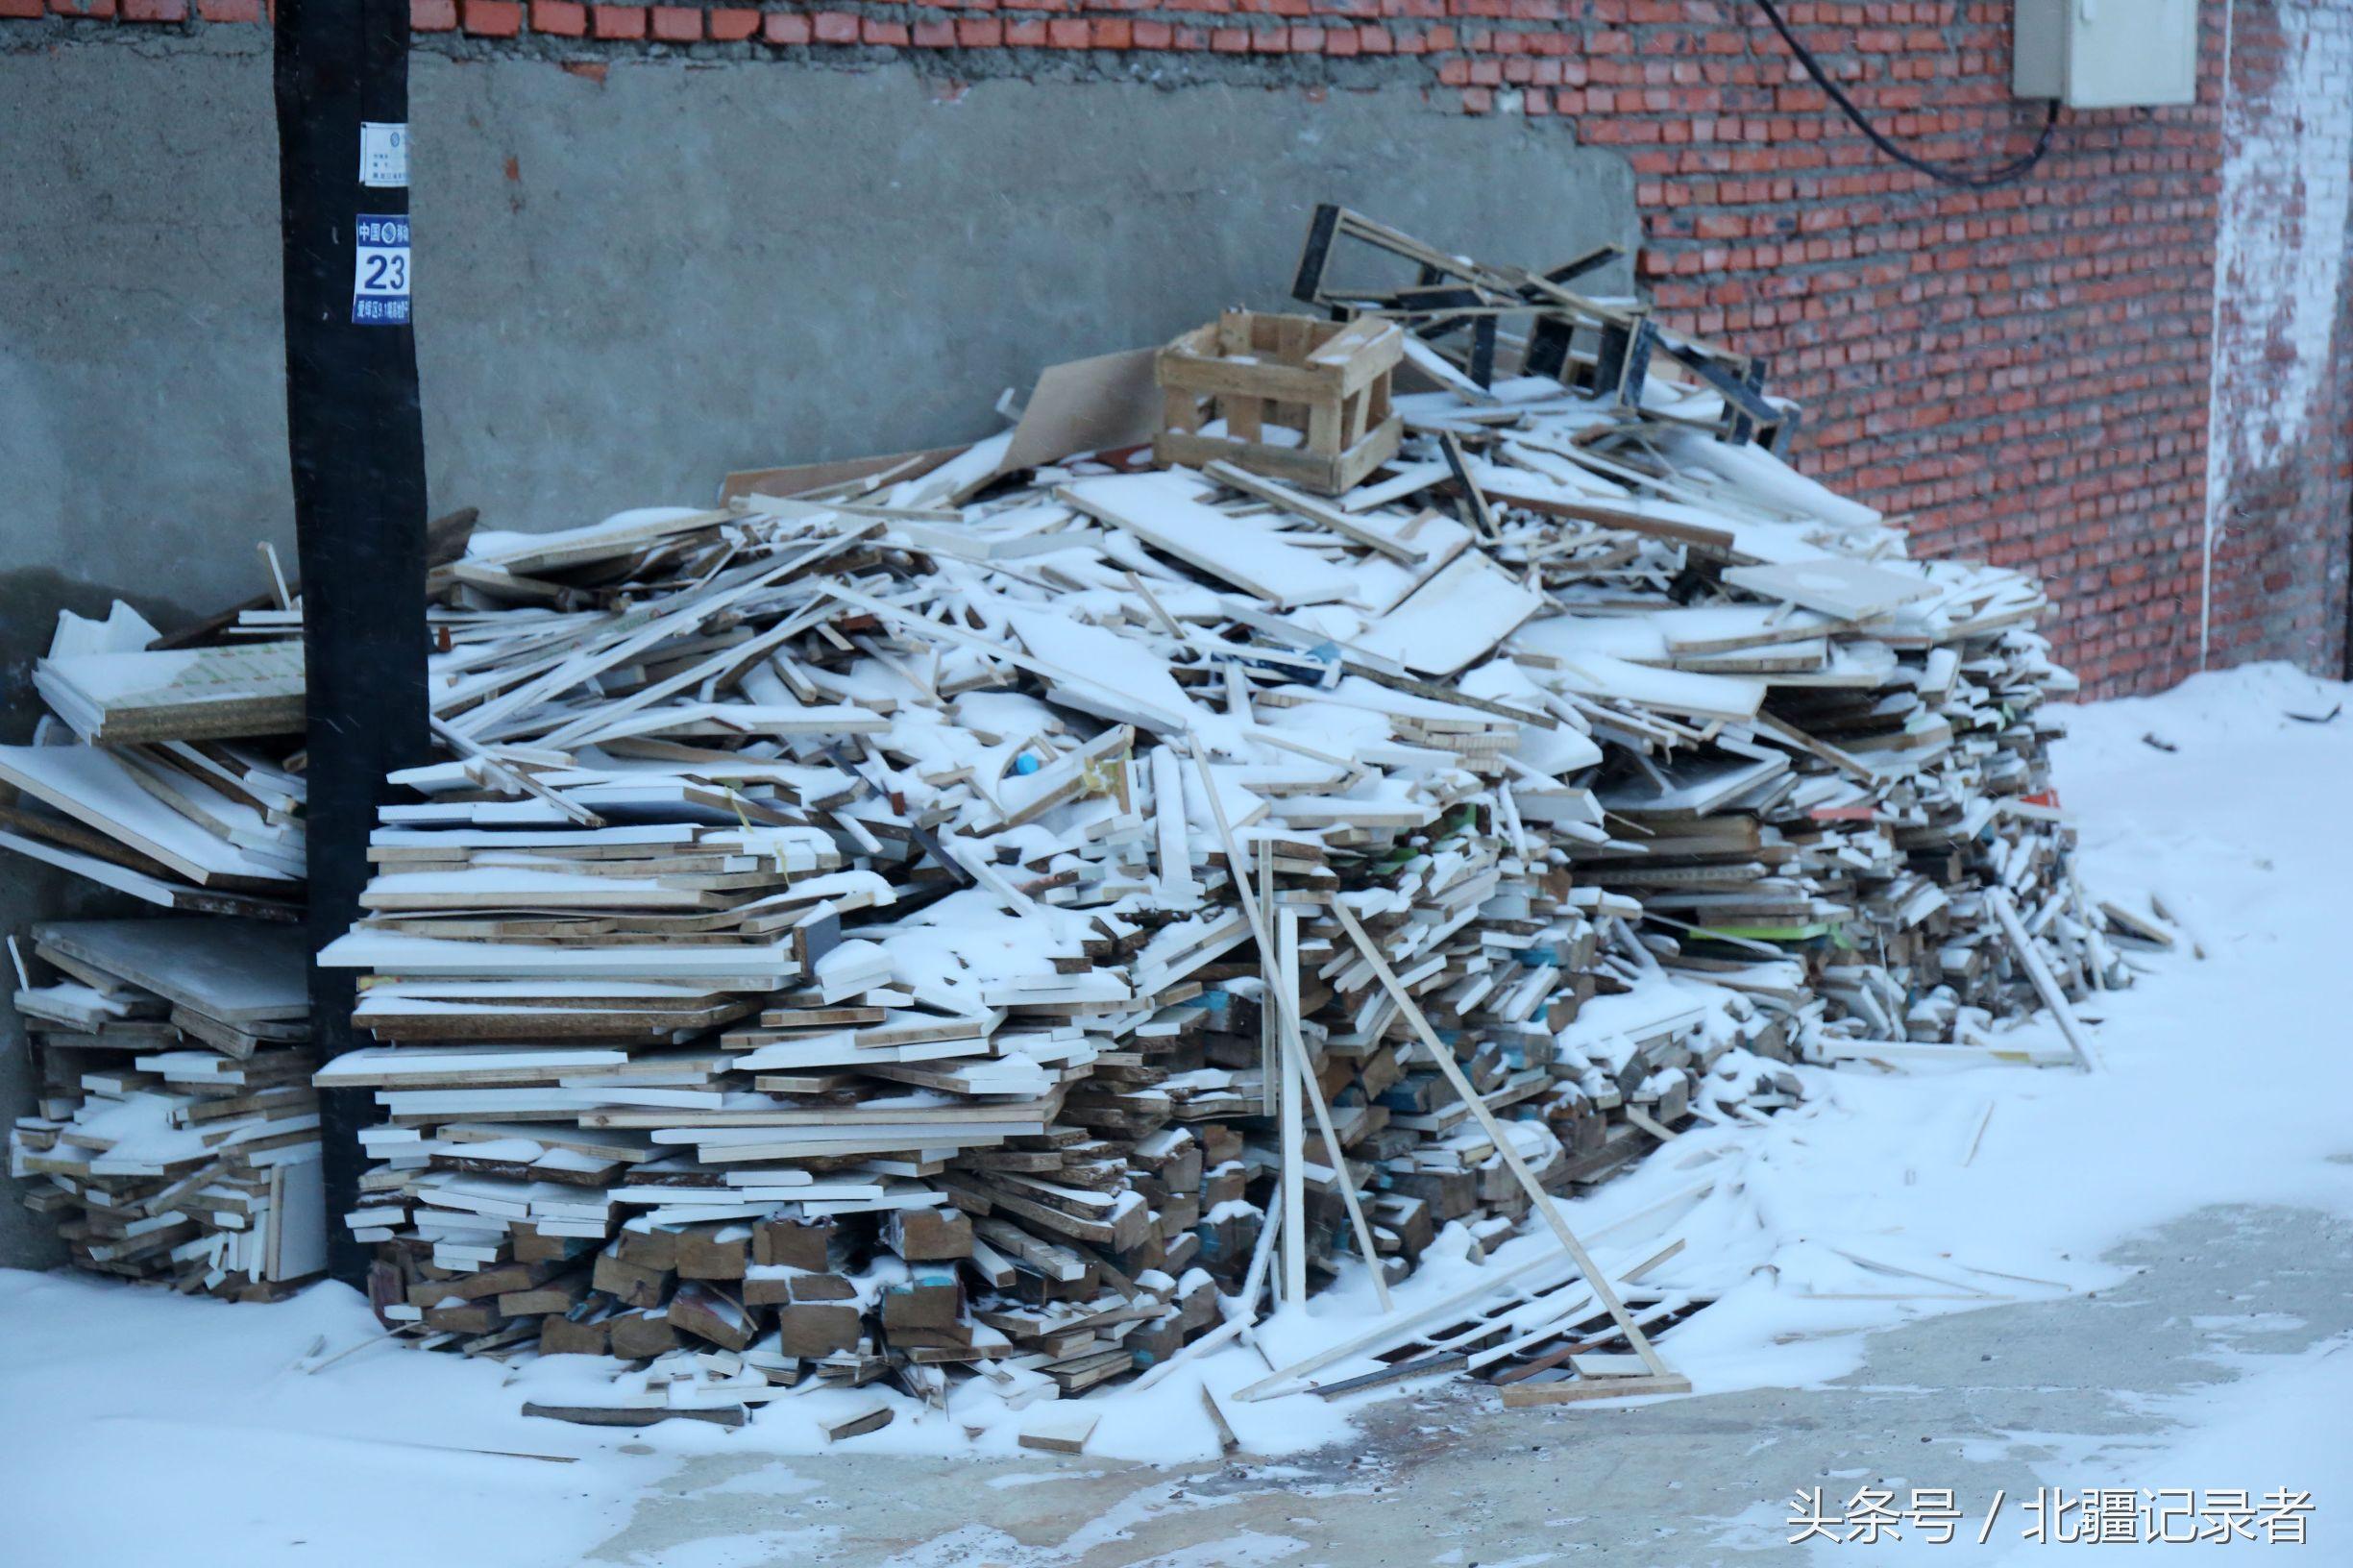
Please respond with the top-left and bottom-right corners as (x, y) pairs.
(275, 0), (433, 1288)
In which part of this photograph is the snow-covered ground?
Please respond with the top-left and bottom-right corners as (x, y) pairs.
(3, 662), (2348, 1565)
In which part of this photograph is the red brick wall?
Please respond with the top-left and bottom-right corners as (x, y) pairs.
(1615, 4), (2235, 698)
(8, 0), (2348, 695)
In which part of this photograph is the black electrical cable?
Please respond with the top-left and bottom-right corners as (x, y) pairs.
(1751, 0), (2060, 189)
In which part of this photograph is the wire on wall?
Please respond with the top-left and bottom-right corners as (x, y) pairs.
(1752, 0), (2061, 189)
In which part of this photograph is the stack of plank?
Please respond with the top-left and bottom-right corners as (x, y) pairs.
(6, 918), (323, 1294)
(1281, 205), (2109, 1064)
(1, 601), (306, 920)
(4, 596), (324, 1296)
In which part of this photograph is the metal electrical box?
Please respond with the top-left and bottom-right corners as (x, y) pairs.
(2014, 0), (2200, 108)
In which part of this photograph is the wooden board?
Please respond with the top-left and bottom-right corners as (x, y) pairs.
(33, 918), (310, 1023)
(1058, 473), (1355, 608)
(1496, 1371), (1692, 1407)
(1354, 552), (1545, 676)
(35, 640), (305, 744)
(0, 745), (300, 887)
(1722, 558), (1939, 621)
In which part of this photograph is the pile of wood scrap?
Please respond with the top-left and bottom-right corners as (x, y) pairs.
(6, 918), (323, 1294)
(0, 602), (306, 919)
(317, 468), (1818, 1410)
(0, 208), (2128, 1428)
(306, 215), (2121, 1428)
(3, 595), (325, 1297)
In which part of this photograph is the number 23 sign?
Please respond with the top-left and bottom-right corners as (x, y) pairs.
(352, 213), (411, 328)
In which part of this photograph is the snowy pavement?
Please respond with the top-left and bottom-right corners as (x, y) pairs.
(3, 662), (2349, 1565)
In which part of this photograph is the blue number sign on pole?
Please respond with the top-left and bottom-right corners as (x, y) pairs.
(351, 213), (411, 327)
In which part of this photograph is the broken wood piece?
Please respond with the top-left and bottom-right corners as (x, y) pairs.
(1496, 1371), (1692, 1408)
(1017, 1406), (1100, 1455)
(821, 1401), (896, 1443)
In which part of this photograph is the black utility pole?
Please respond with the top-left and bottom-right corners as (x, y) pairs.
(276, 0), (431, 1289)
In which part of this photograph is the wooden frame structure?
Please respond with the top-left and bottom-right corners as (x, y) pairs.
(1154, 309), (1404, 496)
(1288, 204), (1797, 452)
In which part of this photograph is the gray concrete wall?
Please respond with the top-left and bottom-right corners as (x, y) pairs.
(0, 37), (1634, 1266)
(413, 61), (1635, 527)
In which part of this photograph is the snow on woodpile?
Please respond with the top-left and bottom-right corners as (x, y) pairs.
(286, 211), (2119, 1433)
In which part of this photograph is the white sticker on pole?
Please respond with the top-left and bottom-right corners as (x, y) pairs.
(352, 213), (411, 327)
(359, 122), (409, 188)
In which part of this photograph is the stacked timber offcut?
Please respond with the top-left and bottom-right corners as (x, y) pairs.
(4, 597), (324, 1297)
(306, 212), (2119, 1426)
(1471, 439), (2097, 1066)
(0, 601), (305, 919)
(7, 919), (323, 1293)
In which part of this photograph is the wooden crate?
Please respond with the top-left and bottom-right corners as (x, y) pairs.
(1154, 310), (1403, 496)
